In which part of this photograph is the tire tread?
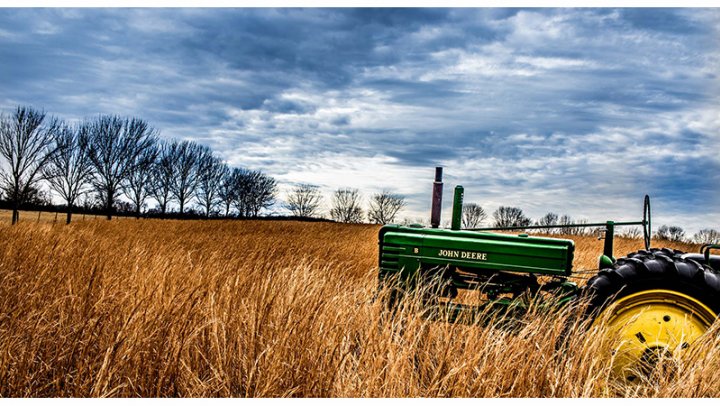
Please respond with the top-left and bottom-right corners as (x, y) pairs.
(585, 248), (720, 315)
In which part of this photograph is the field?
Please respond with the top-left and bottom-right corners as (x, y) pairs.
(0, 218), (718, 397)
(0, 209), (108, 224)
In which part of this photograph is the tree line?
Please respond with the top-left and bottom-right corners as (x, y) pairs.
(0, 105), (408, 226)
(286, 185), (406, 225)
(0, 106), (277, 224)
(2, 105), (717, 242)
(456, 203), (719, 244)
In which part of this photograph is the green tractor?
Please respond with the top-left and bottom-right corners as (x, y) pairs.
(378, 167), (720, 382)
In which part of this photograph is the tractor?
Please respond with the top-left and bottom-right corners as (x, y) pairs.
(377, 167), (720, 383)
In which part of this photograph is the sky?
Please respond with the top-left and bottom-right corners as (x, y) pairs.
(0, 8), (718, 234)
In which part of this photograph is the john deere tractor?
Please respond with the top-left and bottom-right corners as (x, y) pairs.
(378, 167), (720, 382)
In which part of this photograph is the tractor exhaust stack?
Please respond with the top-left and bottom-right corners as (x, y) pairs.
(431, 167), (443, 228)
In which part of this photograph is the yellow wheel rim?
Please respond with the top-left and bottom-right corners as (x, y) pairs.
(599, 289), (716, 383)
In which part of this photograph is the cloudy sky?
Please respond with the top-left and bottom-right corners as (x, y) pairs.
(0, 8), (718, 233)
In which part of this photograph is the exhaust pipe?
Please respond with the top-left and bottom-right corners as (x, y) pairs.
(431, 167), (443, 228)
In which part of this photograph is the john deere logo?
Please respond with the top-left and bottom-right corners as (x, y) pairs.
(438, 249), (488, 261)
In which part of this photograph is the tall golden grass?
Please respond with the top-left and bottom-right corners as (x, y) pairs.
(0, 219), (717, 397)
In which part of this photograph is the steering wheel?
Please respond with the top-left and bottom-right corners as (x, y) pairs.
(643, 195), (652, 250)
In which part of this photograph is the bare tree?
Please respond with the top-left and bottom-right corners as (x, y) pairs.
(536, 212), (558, 234)
(620, 226), (642, 239)
(286, 183), (323, 218)
(148, 140), (175, 216)
(122, 142), (158, 218)
(558, 214), (576, 235)
(559, 214), (573, 227)
(559, 216), (590, 236)
(22, 185), (52, 206)
(655, 225), (686, 242)
(168, 140), (204, 215)
(86, 116), (157, 220)
(330, 188), (364, 223)
(243, 170), (277, 217)
(0, 106), (60, 224)
(218, 167), (241, 217)
(196, 149), (229, 218)
(574, 219), (591, 236)
(368, 190), (405, 224)
(462, 203), (487, 229)
(230, 168), (277, 217)
(693, 228), (720, 245)
(42, 121), (94, 224)
(232, 168), (254, 217)
(492, 206), (531, 229)
(79, 193), (98, 212)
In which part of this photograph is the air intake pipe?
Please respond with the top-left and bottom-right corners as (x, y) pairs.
(451, 185), (464, 230)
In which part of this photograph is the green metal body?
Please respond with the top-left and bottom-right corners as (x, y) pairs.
(379, 225), (575, 279)
(378, 224), (579, 318)
(378, 184), (652, 318)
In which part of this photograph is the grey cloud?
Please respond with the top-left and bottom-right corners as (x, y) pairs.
(0, 8), (718, 232)
(262, 98), (316, 114)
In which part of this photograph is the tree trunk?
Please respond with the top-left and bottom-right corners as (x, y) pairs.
(66, 209), (72, 224)
(179, 199), (184, 216)
(10, 184), (19, 225)
(11, 201), (19, 225)
(106, 188), (113, 220)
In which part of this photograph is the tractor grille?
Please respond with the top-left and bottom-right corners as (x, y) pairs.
(379, 243), (403, 276)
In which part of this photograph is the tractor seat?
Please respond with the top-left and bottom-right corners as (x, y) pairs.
(682, 253), (720, 273)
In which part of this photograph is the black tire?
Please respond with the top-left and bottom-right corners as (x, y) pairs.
(584, 247), (720, 318)
(581, 248), (720, 383)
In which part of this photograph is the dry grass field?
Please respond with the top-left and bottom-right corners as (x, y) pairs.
(0, 218), (718, 397)
(0, 209), (109, 224)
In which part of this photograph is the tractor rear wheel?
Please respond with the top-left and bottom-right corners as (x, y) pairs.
(584, 248), (720, 383)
